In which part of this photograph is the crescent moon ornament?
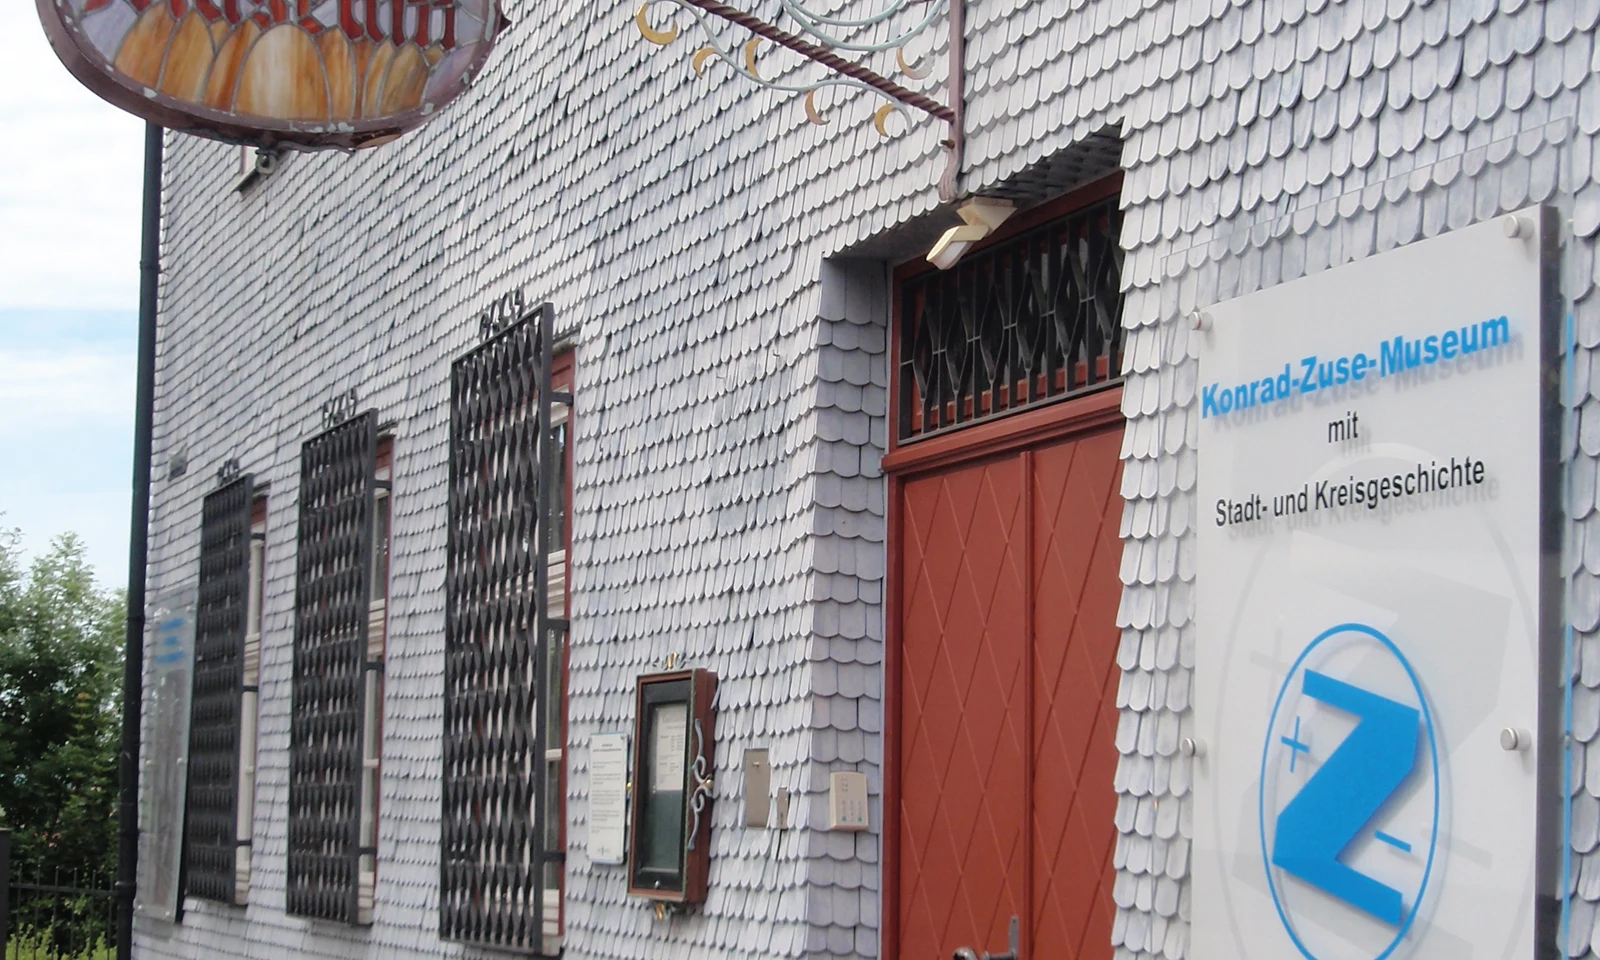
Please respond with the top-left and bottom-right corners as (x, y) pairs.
(635, 5), (679, 46)
(804, 90), (829, 125)
(873, 103), (903, 138)
(896, 48), (932, 81)
(743, 38), (761, 78)
(693, 47), (717, 77)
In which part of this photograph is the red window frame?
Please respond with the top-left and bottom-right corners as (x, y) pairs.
(552, 350), (575, 935)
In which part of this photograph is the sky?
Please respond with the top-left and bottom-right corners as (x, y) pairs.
(0, 5), (144, 588)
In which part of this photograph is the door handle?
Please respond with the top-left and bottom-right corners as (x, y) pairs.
(953, 916), (1020, 960)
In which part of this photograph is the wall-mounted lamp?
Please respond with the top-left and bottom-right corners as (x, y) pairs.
(927, 197), (1016, 270)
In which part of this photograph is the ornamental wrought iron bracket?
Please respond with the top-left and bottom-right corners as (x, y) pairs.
(636, 0), (968, 201)
(686, 718), (715, 851)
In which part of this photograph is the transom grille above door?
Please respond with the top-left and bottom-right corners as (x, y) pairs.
(898, 193), (1126, 441)
(441, 303), (564, 955)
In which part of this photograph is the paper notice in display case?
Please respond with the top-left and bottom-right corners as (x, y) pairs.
(588, 734), (629, 865)
(652, 703), (688, 794)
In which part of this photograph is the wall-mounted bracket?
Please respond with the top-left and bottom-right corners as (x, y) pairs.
(635, 0), (966, 199)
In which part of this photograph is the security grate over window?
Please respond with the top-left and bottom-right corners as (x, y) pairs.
(184, 475), (255, 904)
(897, 194), (1126, 441)
(442, 303), (564, 955)
(288, 411), (378, 925)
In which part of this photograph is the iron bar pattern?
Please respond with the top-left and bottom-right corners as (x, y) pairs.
(3, 861), (118, 959)
(442, 305), (557, 953)
(184, 475), (254, 903)
(288, 413), (377, 924)
(898, 196), (1127, 440)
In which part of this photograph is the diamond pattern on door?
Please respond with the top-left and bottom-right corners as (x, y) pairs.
(1031, 428), (1124, 957)
(896, 420), (1124, 960)
(899, 456), (1028, 960)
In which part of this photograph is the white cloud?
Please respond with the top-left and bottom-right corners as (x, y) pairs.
(0, 8), (145, 586)
(0, 6), (145, 311)
(0, 487), (131, 592)
(0, 349), (136, 431)
(0, 330), (136, 587)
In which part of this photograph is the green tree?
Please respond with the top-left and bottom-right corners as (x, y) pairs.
(0, 528), (122, 886)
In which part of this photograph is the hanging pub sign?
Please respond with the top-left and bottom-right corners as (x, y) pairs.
(34, 0), (507, 149)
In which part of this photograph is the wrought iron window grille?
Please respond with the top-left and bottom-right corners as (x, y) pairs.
(183, 475), (255, 905)
(287, 411), (379, 925)
(442, 303), (564, 955)
(897, 195), (1127, 441)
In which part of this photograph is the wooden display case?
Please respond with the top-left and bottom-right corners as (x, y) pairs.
(626, 668), (718, 905)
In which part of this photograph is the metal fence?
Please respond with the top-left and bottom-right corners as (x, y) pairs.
(0, 831), (118, 960)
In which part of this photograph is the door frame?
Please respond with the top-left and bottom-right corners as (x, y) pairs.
(883, 385), (1125, 960)
(883, 174), (1129, 959)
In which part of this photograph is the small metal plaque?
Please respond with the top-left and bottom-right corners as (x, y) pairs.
(828, 772), (870, 832)
(743, 749), (771, 828)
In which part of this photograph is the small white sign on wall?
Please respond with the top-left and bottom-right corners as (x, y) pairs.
(588, 734), (630, 865)
(136, 585), (197, 923)
(828, 772), (870, 832)
(1192, 208), (1555, 960)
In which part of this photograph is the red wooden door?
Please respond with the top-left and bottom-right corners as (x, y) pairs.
(899, 455), (1029, 959)
(1029, 428), (1122, 956)
(894, 420), (1123, 960)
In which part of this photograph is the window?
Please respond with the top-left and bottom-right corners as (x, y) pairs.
(544, 354), (574, 938)
(896, 188), (1126, 441)
(239, 496), (266, 897)
(287, 412), (389, 925)
(441, 305), (569, 955)
(184, 477), (266, 906)
(360, 439), (393, 920)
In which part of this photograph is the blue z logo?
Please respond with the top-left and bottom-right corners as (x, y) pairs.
(1272, 670), (1420, 926)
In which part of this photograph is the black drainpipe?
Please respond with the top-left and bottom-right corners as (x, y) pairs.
(116, 120), (163, 960)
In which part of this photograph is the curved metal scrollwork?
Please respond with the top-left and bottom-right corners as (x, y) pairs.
(635, 0), (949, 138)
(776, 0), (945, 53)
(687, 718), (715, 851)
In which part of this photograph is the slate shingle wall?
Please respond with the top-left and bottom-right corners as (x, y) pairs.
(135, 0), (926, 956)
(133, 0), (1600, 959)
(807, 260), (890, 958)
